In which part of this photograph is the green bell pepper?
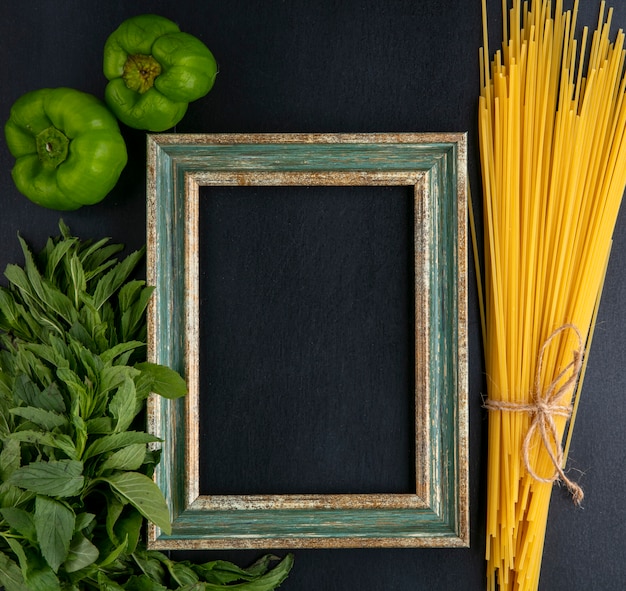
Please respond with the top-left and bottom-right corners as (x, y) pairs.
(103, 14), (218, 131)
(4, 87), (128, 211)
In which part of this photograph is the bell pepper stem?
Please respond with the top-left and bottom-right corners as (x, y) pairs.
(123, 54), (162, 94)
(36, 126), (69, 169)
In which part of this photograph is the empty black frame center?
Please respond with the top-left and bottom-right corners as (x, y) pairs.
(197, 184), (416, 496)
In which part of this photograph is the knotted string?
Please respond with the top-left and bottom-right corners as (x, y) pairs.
(484, 324), (585, 505)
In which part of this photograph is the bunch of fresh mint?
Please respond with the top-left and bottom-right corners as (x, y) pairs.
(0, 222), (293, 590)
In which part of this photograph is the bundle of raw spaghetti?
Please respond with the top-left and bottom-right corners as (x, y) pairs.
(476, 0), (626, 589)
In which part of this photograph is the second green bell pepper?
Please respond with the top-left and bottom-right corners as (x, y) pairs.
(103, 14), (218, 131)
(4, 87), (128, 211)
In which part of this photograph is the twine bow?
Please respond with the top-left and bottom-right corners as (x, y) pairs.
(485, 323), (585, 505)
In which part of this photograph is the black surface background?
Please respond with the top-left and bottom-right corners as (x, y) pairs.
(2, 1), (626, 589)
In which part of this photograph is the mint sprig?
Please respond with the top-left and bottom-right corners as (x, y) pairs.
(0, 222), (293, 590)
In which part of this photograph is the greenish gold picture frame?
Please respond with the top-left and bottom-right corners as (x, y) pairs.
(145, 133), (469, 549)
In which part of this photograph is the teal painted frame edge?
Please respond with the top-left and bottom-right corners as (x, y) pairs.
(145, 133), (469, 549)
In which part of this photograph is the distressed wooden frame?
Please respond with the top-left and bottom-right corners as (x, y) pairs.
(146, 133), (468, 549)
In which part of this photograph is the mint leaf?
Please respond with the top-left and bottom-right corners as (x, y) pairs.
(113, 509), (143, 555)
(222, 554), (294, 590)
(0, 550), (28, 591)
(4, 264), (45, 318)
(40, 382), (66, 413)
(18, 235), (50, 305)
(12, 374), (41, 408)
(68, 321), (97, 353)
(8, 431), (78, 461)
(167, 560), (199, 586)
(0, 288), (21, 333)
(77, 302), (109, 351)
(68, 253), (87, 309)
(41, 382), (67, 413)
(22, 342), (68, 371)
(4, 260), (64, 339)
(44, 287), (77, 327)
(9, 406), (68, 430)
(100, 443), (146, 473)
(109, 377), (139, 433)
(84, 432), (160, 460)
(4, 536), (29, 583)
(96, 535), (129, 569)
(56, 367), (87, 399)
(75, 342), (104, 381)
(99, 341), (145, 366)
(99, 365), (134, 396)
(2, 299), (41, 342)
(118, 283), (154, 342)
(105, 494), (126, 546)
(97, 571), (128, 591)
(85, 417), (114, 434)
(13, 348), (54, 388)
(8, 460), (84, 497)
(22, 549), (62, 591)
(101, 472), (171, 535)
(135, 362), (187, 399)
(129, 550), (166, 584)
(126, 574), (170, 590)
(79, 238), (122, 276)
(0, 437), (21, 480)
(43, 235), (77, 281)
(12, 375), (65, 414)
(0, 482), (34, 511)
(63, 532), (99, 573)
(34, 495), (75, 573)
(91, 249), (145, 311)
(74, 511), (96, 532)
(1, 507), (36, 542)
(193, 554), (295, 589)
